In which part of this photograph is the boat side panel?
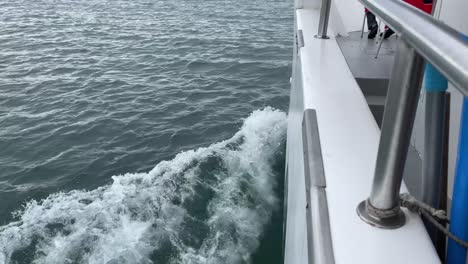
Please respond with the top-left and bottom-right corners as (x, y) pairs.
(284, 26), (308, 263)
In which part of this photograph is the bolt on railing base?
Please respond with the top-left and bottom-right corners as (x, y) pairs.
(357, 200), (406, 229)
(314, 35), (330, 39)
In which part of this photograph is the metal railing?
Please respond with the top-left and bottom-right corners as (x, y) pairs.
(315, 0), (468, 228)
(302, 109), (335, 263)
(358, 0), (468, 228)
(360, 0), (468, 94)
(358, 37), (425, 228)
(315, 0), (332, 39)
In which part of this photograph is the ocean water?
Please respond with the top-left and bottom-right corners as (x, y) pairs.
(0, 0), (293, 263)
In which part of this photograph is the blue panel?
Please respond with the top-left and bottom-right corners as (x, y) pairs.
(447, 98), (468, 264)
(423, 63), (448, 92)
(447, 34), (468, 264)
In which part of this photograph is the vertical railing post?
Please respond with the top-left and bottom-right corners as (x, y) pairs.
(422, 94), (446, 193)
(314, 0), (331, 39)
(357, 37), (425, 229)
(421, 63), (448, 254)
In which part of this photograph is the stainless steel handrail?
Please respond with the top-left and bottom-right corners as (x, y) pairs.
(303, 109), (335, 263)
(351, 0), (468, 229)
(360, 0), (468, 96)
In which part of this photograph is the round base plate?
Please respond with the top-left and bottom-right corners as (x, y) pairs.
(357, 200), (406, 229)
(314, 35), (330, 39)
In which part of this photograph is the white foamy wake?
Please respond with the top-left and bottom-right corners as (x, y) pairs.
(0, 107), (287, 264)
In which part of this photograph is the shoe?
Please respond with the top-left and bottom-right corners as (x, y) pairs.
(383, 29), (395, 39)
(368, 24), (378, 39)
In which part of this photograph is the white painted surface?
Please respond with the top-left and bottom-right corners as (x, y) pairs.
(284, 6), (441, 263)
(331, 0), (363, 33)
(411, 90), (425, 158)
(446, 88), (463, 200)
(284, 31), (308, 263)
(300, 0), (362, 35)
(329, 2), (348, 37)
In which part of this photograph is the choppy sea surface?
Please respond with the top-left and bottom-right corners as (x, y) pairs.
(0, 0), (293, 263)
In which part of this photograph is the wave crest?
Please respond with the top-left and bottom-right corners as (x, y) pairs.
(0, 107), (286, 264)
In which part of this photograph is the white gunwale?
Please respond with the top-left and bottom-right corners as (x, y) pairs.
(284, 5), (441, 264)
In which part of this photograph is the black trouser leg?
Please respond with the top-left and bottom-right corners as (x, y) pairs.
(366, 12), (377, 30)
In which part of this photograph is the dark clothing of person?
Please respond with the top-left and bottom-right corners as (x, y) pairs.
(365, 11), (378, 39)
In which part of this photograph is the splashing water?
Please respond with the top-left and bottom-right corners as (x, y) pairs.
(0, 108), (287, 264)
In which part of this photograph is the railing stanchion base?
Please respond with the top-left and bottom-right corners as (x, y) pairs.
(314, 35), (330, 39)
(357, 200), (406, 229)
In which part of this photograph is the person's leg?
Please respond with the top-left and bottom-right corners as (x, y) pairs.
(366, 11), (377, 30)
(366, 11), (378, 39)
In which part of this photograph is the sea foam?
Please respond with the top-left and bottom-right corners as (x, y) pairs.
(0, 107), (287, 264)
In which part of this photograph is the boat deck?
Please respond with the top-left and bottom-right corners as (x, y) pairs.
(284, 7), (440, 263)
(336, 31), (396, 126)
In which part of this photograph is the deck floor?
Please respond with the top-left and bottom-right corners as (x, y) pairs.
(336, 30), (397, 80)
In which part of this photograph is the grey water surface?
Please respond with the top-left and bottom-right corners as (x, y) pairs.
(0, 0), (293, 263)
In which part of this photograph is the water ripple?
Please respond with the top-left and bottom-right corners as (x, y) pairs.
(0, 0), (292, 262)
